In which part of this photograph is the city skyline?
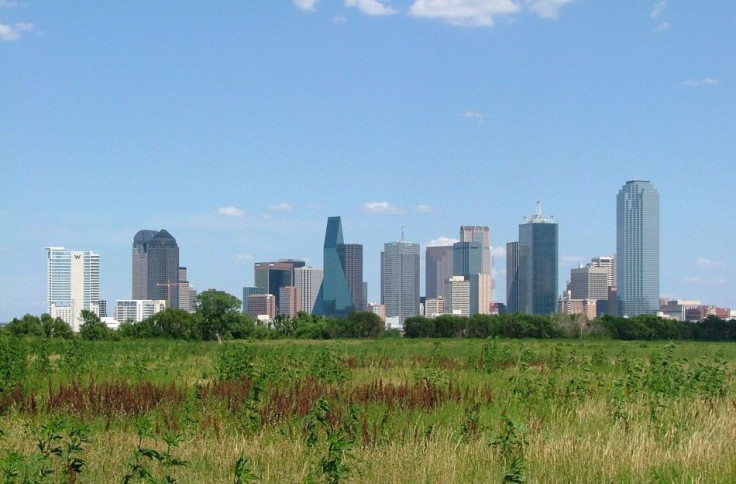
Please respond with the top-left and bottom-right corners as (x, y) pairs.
(2, 3), (734, 321)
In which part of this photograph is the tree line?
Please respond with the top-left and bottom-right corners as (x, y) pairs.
(2, 290), (736, 342)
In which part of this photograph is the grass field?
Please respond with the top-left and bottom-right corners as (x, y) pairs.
(1, 338), (735, 483)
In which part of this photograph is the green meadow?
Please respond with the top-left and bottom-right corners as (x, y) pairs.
(1, 338), (735, 483)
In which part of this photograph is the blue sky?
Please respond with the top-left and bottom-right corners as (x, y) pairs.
(1, 1), (734, 321)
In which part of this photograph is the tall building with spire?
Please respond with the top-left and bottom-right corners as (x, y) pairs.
(314, 217), (355, 317)
(517, 203), (558, 315)
(381, 229), (420, 324)
(616, 180), (659, 317)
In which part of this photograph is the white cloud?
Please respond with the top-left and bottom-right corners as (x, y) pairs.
(650, 1), (666, 20)
(409, 0), (520, 27)
(217, 206), (245, 217)
(345, 0), (398, 15)
(685, 276), (703, 284)
(684, 77), (719, 88)
(233, 254), (254, 262)
(333, 15), (348, 24)
(0, 0), (19, 7)
(696, 257), (725, 269)
(362, 201), (404, 214)
(0, 21), (33, 42)
(491, 246), (506, 258)
(462, 110), (485, 122)
(654, 21), (671, 33)
(293, 0), (319, 11)
(525, 0), (574, 19)
(426, 236), (459, 247)
(415, 204), (433, 213)
(712, 277), (728, 285)
(269, 202), (292, 212)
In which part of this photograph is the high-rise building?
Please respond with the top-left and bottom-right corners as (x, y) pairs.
(616, 180), (660, 317)
(242, 286), (267, 315)
(460, 225), (493, 301)
(425, 245), (453, 300)
(247, 294), (276, 321)
(469, 273), (492, 315)
(178, 267), (197, 312)
(517, 203), (558, 315)
(444, 276), (470, 316)
(115, 299), (166, 324)
(254, 259), (305, 312)
(294, 267), (323, 314)
(570, 266), (609, 301)
(145, 229), (180, 309)
(460, 226), (491, 275)
(314, 217), (355, 317)
(381, 235), (420, 324)
(506, 241), (520, 313)
(452, 241), (483, 278)
(278, 286), (301, 318)
(344, 243), (365, 311)
(132, 230), (158, 300)
(591, 256), (616, 287)
(46, 247), (100, 332)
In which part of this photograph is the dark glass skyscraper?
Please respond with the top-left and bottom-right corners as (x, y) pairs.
(344, 243), (365, 311)
(132, 229), (158, 300)
(517, 204), (558, 315)
(147, 229), (180, 309)
(506, 241), (519, 313)
(314, 217), (355, 317)
(616, 180), (659, 317)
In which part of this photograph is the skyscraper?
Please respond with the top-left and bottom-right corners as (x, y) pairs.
(506, 241), (519, 313)
(425, 245), (453, 300)
(46, 247), (100, 332)
(460, 226), (491, 275)
(616, 180), (659, 317)
(344, 243), (365, 311)
(147, 229), (180, 309)
(254, 259), (305, 312)
(381, 234), (420, 324)
(452, 241), (483, 277)
(314, 217), (355, 317)
(132, 230), (158, 299)
(294, 266), (323, 314)
(517, 203), (558, 315)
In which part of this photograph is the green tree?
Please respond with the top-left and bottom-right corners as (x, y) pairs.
(79, 310), (116, 341)
(195, 290), (242, 342)
(4, 314), (44, 337)
(41, 313), (73, 339)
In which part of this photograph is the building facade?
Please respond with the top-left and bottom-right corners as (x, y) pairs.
(294, 267), (323, 314)
(46, 247), (100, 332)
(517, 204), (558, 315)
(616, 180), (660, 317)
(444, 276), (470, 316)
(506, 241), (520, 313)
(344, 243), (365, 311)
(146, 229), (180, 309)
(425, 245), (453, 300)
(381, 237), (420, 324)
(115, 299), (166, 324)
(132, 230), (158, 300)
(314, 217), (355, 317)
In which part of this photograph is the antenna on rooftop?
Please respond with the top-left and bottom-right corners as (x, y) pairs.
(401, 225), (405, 242)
